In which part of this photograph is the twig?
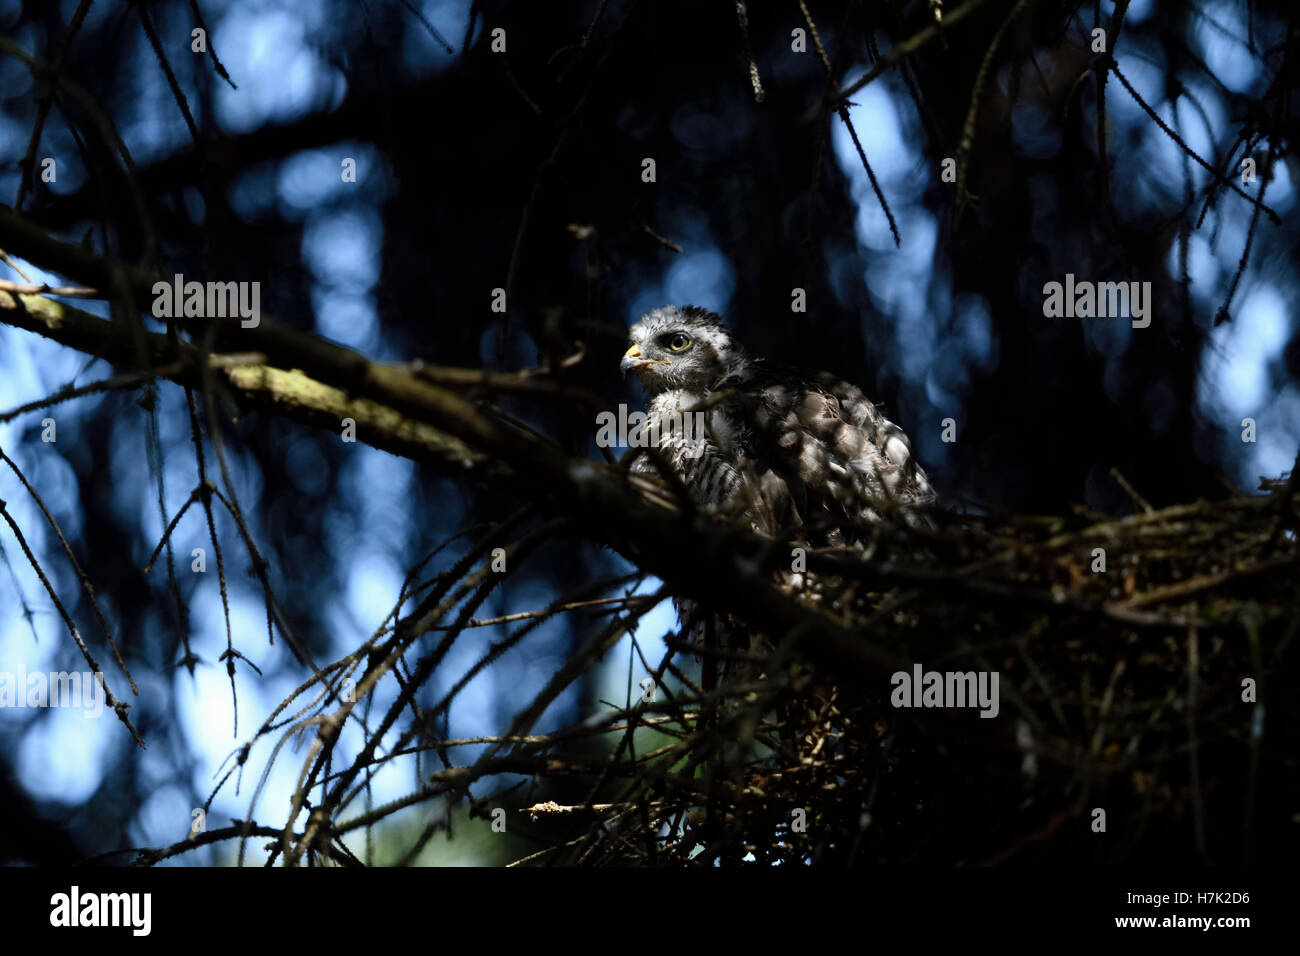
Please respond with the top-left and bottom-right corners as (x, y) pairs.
(834, 0), (1000, 106)
(734, 1), (766, 102)
(641, 223), (682, 253)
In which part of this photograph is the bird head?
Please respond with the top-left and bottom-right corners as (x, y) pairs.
(621, 305), (742, 393)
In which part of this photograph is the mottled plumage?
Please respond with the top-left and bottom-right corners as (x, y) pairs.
(621, 305), (935, 541)
(620, 305), (936, 676)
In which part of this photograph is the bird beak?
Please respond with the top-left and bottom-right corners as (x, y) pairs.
(620, 343), (669, 375)
(620, 343), (646, 374)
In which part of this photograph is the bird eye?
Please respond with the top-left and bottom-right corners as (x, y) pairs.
(667, 333), (691, 352)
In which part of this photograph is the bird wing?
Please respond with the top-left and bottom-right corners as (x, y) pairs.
(720, 360), (935, 541)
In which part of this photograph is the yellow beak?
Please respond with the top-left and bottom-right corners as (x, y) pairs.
(620, 343), (645, 373)
(621, 342), (669, 374)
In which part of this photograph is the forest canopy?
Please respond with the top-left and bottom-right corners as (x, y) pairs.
(0, 0), (1296, 868)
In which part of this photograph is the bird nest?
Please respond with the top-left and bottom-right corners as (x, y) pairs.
(519, 469), (1300, 866)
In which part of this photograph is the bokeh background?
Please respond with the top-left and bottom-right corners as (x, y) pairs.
(0, 0), (1296, 864)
